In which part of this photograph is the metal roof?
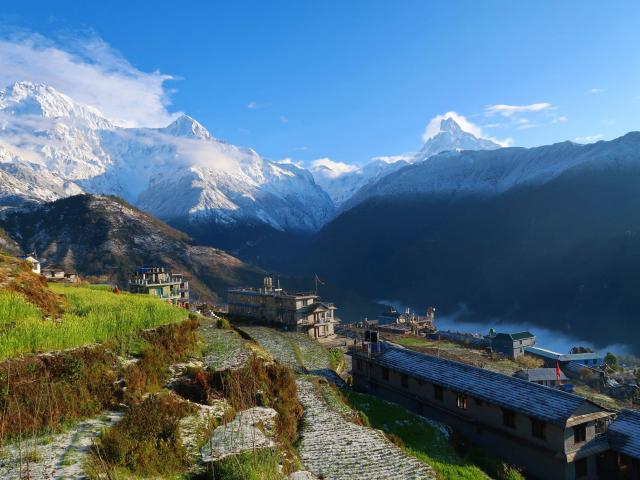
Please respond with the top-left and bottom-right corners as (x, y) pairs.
(368, 346), (601, 425)
(524, 346), (603, 362)
(514, 368), (568, 382)
(608, 409), (640, 459)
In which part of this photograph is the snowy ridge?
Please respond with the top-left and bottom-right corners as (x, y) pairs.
(311, 117), (501, 207)
(0, 82), (333, 232)
(344, 132), (640, 209)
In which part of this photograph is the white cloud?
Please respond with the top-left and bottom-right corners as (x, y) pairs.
(589, 88), (605, 94)
(278, 157), (303, 167)
(485, 102), (553, 117)
(552, 116), (569, 123)
(0, 30), (177, 128)
(247, 101), (268, 110)
(371, 154), (414, 164)
(574, 134), (603, 144)
(308, 157), (358, 178)
(422, 111), (511, 147)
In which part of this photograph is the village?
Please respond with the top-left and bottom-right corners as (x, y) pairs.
(13, 253), (640, 479)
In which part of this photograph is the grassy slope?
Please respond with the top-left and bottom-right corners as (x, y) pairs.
(0, 282), (188, 359)
(343, 389), (523, 480)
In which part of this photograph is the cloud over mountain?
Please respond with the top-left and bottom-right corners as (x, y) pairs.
(0, 30), (177, 127)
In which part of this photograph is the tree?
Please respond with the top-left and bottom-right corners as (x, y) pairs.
(604, 352), (619, 370)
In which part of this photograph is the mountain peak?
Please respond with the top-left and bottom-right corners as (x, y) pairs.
(0, 81), (112, 129)
(416, 118), (501, 162)
(440, 117), (463, 133)
(162, 114), (212, 140)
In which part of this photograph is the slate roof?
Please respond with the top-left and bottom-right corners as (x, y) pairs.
(608, 409), (640, 459)
(368, 346), (602, 425)
(514, 368), (568, 382)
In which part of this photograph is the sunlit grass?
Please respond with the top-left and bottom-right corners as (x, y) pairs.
(0, 284), (188, 359)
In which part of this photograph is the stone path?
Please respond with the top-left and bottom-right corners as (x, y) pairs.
(0, 412), (122, 480)
(296, 379), (435, 480)
(199, 321), (252, 370)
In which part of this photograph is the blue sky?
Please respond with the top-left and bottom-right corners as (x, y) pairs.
(1, 1), (639, 166)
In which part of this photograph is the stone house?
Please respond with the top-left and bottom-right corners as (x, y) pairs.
(351, 344), (614, 479)
(491, 331), (536, 358)
(227, 276), (338, 338)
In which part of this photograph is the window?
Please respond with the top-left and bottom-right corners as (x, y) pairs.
(574, 457), (587, 478)
(595, 419), (607, 436)
(434, 385), (444, 401)
(531, 419), (546, 439)
(356, 358), (363, 371)
(401, 373), (409, 388)
(456, 394), (468, 410)
(502, 408), (516, 428)
(382, 367), (389, 381)
(574, 425), (587, 444)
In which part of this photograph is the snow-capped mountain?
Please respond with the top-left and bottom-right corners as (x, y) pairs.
(0, 81), (333, 232)
(310, 117), (501, 207)
(415, 117), (500, 161)
(310, 156), (411, 207)
(342, 132), (639, 210)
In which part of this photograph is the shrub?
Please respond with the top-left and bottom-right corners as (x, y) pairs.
(515, 355), (543, 369)
(328, 348), (344, 371)
(93, 393), (194, 476)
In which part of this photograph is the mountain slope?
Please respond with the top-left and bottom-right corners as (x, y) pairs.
(0, 194), (264, 301)
(300, 132), (640, 351)
(0, 82), (333, 236)
(311, 117), (501, 208)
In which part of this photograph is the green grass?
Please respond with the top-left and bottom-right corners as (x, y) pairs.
(393, 336), (459, 350)
(0, 284), (188, 359)
(213, 449), (285, 480)
(343, 390), (524, 480)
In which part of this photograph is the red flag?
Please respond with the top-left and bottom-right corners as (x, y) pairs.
(555, 361), (561, 381)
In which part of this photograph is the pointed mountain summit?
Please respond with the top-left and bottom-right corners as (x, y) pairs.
(161, 114), (213, 140)
(415, 117), (501, 162)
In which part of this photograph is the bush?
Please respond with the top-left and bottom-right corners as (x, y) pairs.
(328, 348), (344, 371)
(93, 393), (194, 476)
(515, 355), (543, 369)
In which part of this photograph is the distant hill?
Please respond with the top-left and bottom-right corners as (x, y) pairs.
(0, 194), (264, 302)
